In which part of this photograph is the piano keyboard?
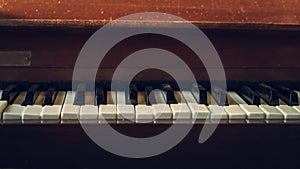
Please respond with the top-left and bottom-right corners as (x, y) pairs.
(1, 83), (300, 124)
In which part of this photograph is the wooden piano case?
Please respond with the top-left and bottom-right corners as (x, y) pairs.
(0, 0), (300, 168)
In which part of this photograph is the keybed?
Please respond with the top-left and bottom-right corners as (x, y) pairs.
(0, 83), (300, 124)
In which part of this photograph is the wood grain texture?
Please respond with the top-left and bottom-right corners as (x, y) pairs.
(0, 27), (300, 81)
(0, 0), (299, 25)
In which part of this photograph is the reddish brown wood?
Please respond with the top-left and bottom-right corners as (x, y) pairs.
(0, 1), (300, 82)
(0, 0), (300, 26)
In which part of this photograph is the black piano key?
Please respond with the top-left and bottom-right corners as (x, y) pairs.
(256, 83), (279, 106)
(211, 86), (228, 106)
(74, 83), (86, 105)
(145, 86), (153, 105)
(191, 83), (208, 105)
(43, 88), (57, 106)
(237, 85), (260, 105)
(21, 84), (40, 106)
(1, 84), (20, 104)
(95, 87), (106, 105)
(276, 85), (299, 106)
(129, 84), (138, 105)
(162, 84), (177, 104)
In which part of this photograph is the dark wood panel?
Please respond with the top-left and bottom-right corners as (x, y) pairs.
(0, 28), (300, 70)
(0, 123), (299, 168)
(0, 67), (300, 81)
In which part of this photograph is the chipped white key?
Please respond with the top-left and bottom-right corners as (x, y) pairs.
(188, 103), (210, 119)
(3, 104), (24, 120)
(135, 105), (154, 122)
(239, 104), (265, 119)
(259, 105), (283, 119)
(208, 105), (228, 119)
(277, 105), (300, 120)
(61, 104), (80, 120)
(225, 105), (246, 119)
(117, 104), (135, 120)
(41, 105), (62, 120)
(22, 105), (43, 120)
(99, 105), (117, 120)
(153, 104), (172, 119)
(79, 105), (98, 120)
(170, 103), (191, 119)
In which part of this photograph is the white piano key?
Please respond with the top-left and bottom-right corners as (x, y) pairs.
(153, 90), (166, 104)
(207, 92), (228, 120)
(64, 91), (76, 104)
(99, 105), (117, 120)
(181, 90), (209, 119)
(293, 106), (300, 114)
(41, 91), (65, 120)
(259, 105), (284, 120)
(80, 105), (98, 120)
(85, 91), (95, 105)
(225, 105), (247, 119)
(3, 104), (25, 120)
(22, 92), (46, 120)
(61, 104), (80, 120)
(181, 91), (197, 104)
(135, 105), (154, 122)
(12, 91), (26, 104)
(239, 104), (265, 119)
(33, 91), (45, 105)
(117, 104), (135, 120)
(169, 91), (191, 119)
(276, 105), (300, 120)
(22, 105), (43, 120)
(170, 103), (191, 119)
(208, 105), (228, 120)
(149, 90), (172, 120)
(0, 100), (7, 112)
(117, 91), (126, 105)
(115, 90), (135, 120)
(187, 103), (210, 119)
(107, 91), (116, 104)
(153, 104), (172, 119)
(53, 91), (66, 105)
(41, 105), (62, 120)
(0, 90), (2, 99)
(227, 92), (247, 104)
(61, 91), (80, 120)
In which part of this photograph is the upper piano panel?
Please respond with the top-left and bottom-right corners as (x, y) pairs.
(0, 0), (299, 30)
(0, 0), (300, 82)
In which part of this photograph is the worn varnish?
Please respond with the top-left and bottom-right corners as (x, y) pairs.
(0, 0), (299, 25)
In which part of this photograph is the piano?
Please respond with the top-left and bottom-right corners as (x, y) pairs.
(0, 0), (300, 168)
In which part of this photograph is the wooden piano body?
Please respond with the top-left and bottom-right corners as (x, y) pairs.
(0, 0), (300, 168)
